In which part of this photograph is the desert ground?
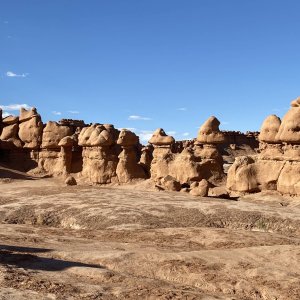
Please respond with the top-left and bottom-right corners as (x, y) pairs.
(0, 170), (299, 300)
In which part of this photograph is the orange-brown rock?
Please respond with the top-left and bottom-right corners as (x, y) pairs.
(149, 128), (175, 146)
(2, 115), (19, 125)
(78, 124), (114, 147)
(259, 115), (281, 143)
(116, 130), (146, 183)
(190, 179), (209, 197)
(19, 115), (43, 149)
(275, 97), (300, 144)
(117, 129), (139, 147)
(197, 116), (225, 144)
(42, 121), (72, 149)
(81, 147), (118, 184)
(19, 107), (38, 122)
(0, 123), (23, 148)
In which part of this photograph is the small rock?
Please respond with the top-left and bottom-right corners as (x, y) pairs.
(208, 186), (229, 198)
(190, 181), (199, 189)
(65, 176), (77, 186)
(190, 179), (209, 197)
(161, 175), (181, 191)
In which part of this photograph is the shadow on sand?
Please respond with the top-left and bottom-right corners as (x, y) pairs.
(0, 244), (104, 271)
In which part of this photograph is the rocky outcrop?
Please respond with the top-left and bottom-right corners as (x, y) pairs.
(148, 118), (226, 194)
(0, 114), (22, 149)
(116, 129), (146, 183)
(79, 124), (119, 184)
(197, 116), (226, 144)
(227, 97), (300, 196)
(19, 108), (43, 149)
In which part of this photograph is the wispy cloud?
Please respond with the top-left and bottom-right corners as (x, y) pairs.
(52, 111), (62, 116)
(177, 107), (187, 111)
(118, 127), (136, 132)
(221, 121), (229, 125)
(166, 131), (176, 136)
(182, 132), (190, 137)
(2, 112), (10, 118)
(6, 71), (29, 78)
(128, 115), (152, 121)
(138, 130), (154, 142)
(67, 110), (79, 114)
(0, 103), (30, 111)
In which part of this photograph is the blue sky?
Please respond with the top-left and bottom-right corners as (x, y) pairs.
(1, 0), (300, 142)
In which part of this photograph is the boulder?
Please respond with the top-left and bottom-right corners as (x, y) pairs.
(276, 98), (300, 143)
(58, 136), (75, 148)
(197, 116), (225, 144)
(65, 176), (77, 186)
(259, 115), (281, 143)
(190, 179), (209, 197)
(149, 128), (175, 146)
(208, 186), (229, 198)
(117, 129), (138, 147)
(42, 121), (72, 149)
(160, 175), (181, 192)
(19, 115), (43, 149)
(78, 124), (114, 147)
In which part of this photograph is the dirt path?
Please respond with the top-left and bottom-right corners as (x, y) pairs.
(0, 178), (299, 299)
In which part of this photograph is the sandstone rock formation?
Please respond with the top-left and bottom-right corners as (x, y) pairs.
(258, 115), (281, 143)
(19, 108), (43, 149)
(116, 129), (146, 183)
(148, 119), (226, 194)
(78, 124), (119, 184)
(227, 97), (300, 196)
(197, 116), (225, 144)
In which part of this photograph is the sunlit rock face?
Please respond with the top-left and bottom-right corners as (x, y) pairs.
(148, 118), (226, 193)
(227, 97), (300, 196)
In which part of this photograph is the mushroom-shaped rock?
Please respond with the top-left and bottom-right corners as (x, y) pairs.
(42, 121), (72, 149)
(78, 124), (114, 147)
(58, 136), (74, 148)
(117, 129), (138, 147)
(276, 97), (300, 144)
(259, 115), (281, 143)
(197, 116), (225, 144)
(19, 107), (38, 122)
(148, 128), (175, 146)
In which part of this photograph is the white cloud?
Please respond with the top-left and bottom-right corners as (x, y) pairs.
(67, 110), (79, 114)
(177, 107), (187, 111)
(52, 111), (62, 116)
(221, 121), (229, 125)
(182, 132), (190, 137)
(117, 127), (136, 131)
(166, 131), (176, 136)
(6, 71), (29, 78)
(0, 103), (30, 111)
(2, 112), (10, 118)
(128, 115), (152, 121)
(138, 130), (154, 142)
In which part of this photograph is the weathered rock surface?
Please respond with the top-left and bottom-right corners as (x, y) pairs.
(116, 130), (146, 183)
(228, 97), (300, 196)
(197, 116), (226, 144)
(259, 115), (281, 143)
(42, 121), (72, 149)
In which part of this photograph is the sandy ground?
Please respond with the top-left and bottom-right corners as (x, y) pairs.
(0, 176), (300, 299)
